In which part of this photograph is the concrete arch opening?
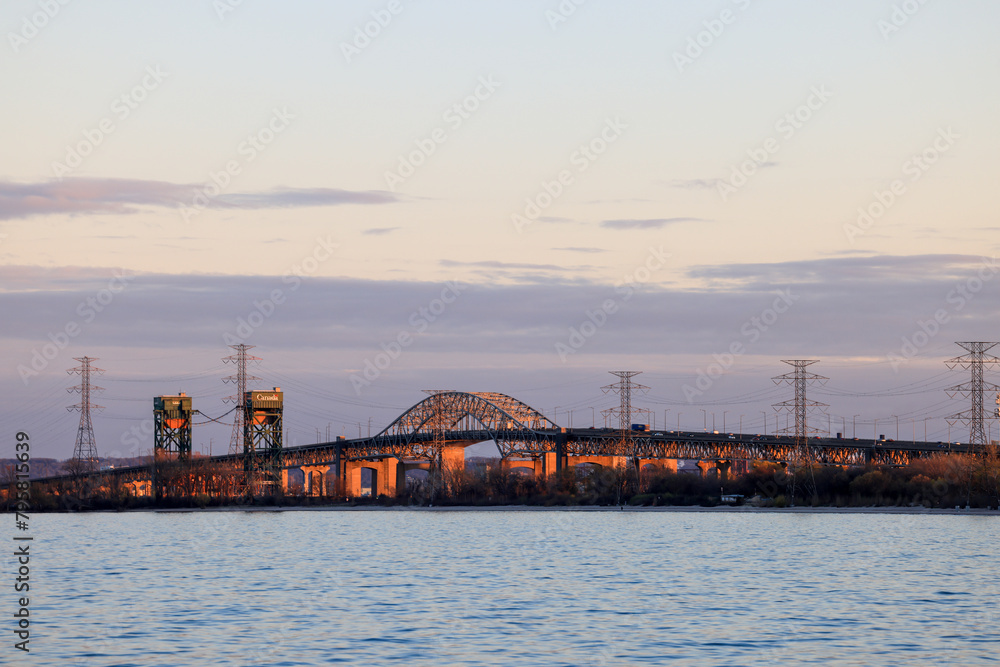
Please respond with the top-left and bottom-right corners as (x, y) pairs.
(360, 467), (378, 497)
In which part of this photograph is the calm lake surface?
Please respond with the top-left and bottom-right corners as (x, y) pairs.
(22, 510), (1000, 665)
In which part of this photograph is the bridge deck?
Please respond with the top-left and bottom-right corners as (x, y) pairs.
(28, 428), (973, 486)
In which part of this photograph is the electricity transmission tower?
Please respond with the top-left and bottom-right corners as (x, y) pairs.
(772, 360), (827, 504)
(601, 371), (650, 458)
(423, 389), (454, 500)
(67, 356), (104, 474)
(945, 342), (1000, 448)
(223, 344), (262, 455)
(772, 360), (828, 447)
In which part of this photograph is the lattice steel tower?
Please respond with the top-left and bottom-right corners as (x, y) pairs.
(67, 356), (104, 473)
(243, 387), (284, 495)
(223, 344), (261, 455)
(601, 371), (650, 457)
(154, 393), (193, 460)
(945, 342), (1000, 448)
(772, 360), (828, 453)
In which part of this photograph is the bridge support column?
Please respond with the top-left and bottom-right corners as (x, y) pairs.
(281, 469), (290, 494)
(332, 443), (343, 497)
(345, 461), (363, 498)
(301, 465), (331, 496)
(377, 458), (405, 497)
(555, 428), (568, 474)
(541, 451), (559, 478)
(527, 454), (559, 478)
(715, 460), (732, 482)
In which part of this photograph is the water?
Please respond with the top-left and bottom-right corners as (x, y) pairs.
(20, 509), (1000, 665)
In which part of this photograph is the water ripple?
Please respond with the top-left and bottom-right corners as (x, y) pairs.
(27, 511), (1000, 666)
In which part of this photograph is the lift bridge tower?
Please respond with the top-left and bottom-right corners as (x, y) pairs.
(153, 393), (193, 460)
(242, 387), (284, 496)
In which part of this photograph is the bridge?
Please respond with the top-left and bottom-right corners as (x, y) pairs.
(27, 390), (975, 500)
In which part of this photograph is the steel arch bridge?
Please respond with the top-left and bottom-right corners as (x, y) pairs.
(24, 390), (979, 501)
(347, 390), (560, 460)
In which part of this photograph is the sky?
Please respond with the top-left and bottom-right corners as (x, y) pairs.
(2, 0), (999, 460)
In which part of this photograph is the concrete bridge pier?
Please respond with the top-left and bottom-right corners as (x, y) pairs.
(344, 458), (406, 498)
(715, 460), (732, 481)
(539, 451), (561, 477)
(301, 465), (330, 496)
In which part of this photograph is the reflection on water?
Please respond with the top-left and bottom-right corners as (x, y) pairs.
(29, 510), (1000, 665)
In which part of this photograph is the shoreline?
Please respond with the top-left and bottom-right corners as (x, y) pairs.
(140, 504), (1000, 516)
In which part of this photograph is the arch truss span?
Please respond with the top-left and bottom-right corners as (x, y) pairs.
(357, 391), (559, 460)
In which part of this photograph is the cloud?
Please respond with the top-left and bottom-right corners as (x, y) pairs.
(555, 247), (607, 254)
(439, 259), (569, 271)
(0, 178), (399, 220)
(665, 178), (723, 190)
(665, 164), (777, 190)
(362, 227), (401, 236)
(4, 254), (1000, 459)
(3, 254), (997, 363)
(600, 217), (705, 230)
(687, 253), (993, 287)
(215, 188), (395, 209)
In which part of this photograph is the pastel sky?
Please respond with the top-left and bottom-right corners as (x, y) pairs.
(2, 0), (999, 459)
